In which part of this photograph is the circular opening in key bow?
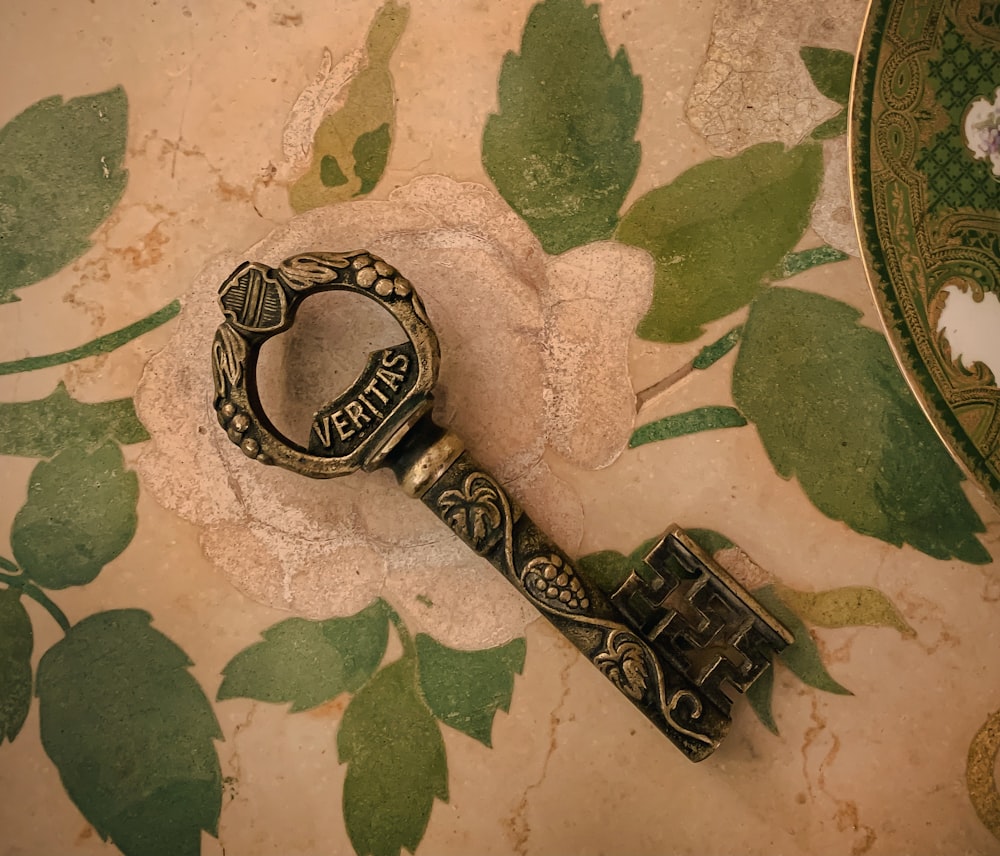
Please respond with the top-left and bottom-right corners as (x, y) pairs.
(212, 250), (440, 478)
(255, 290), (410, 448)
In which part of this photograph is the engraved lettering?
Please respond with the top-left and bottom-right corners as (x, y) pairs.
(364, 377), (389, 405)
(381, 351), (409, 371)
(344, 401), (370, 430)
(332, 411), (354, 441)
(358, 392), (383, 418)
(376, 368), (405, 391)
(312, 417), (333, 447)
(307, 345), (418, 454)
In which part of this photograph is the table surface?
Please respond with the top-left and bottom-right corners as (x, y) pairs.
(1, 1), (999, 854)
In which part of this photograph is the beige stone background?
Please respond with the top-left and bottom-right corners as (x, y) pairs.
(2, 0), (1000, 854)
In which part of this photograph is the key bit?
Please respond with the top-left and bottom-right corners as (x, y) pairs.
(211, 250), (793, 762)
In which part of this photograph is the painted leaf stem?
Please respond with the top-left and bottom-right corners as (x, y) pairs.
(635, 326), (743, 411)
(0, 300), (180, 376)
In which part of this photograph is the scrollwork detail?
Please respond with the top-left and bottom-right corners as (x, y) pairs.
(666, 690), (714, 747)
(277, 252), (353, 290)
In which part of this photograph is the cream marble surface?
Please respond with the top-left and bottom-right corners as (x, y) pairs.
(2, 2), (1000, 855)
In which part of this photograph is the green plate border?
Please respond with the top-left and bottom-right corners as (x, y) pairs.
(851, 0), (1000, 509)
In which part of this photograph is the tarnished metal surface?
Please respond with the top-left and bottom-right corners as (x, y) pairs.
(212, 250), (793, 761)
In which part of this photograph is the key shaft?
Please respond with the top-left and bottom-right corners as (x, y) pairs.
(386, 414), (745, 760)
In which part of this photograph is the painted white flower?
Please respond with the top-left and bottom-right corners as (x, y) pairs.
(135, 176), (653, 648)
(964, 88), (1000, 178)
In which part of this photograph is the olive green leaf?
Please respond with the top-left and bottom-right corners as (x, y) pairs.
(800, 47), (853, 105)
(11, 441), (139, 589)
(616, 142), (823, 342)
(36, 610), (222, 856)
(685, 528), (736, 556)
(754, 585), (850, 696)
(811, 111), (848, 140)
(774, 245), (849, 279)
(773, 583), (915, 638)
(353, 123), (391, 195)
(289, 1), (408, 211)
(339, 658), (448, 856)
(692, 326), (743, 370)
(0, 383), (147, 457)
(578, 549), (642, 595)
(0, 87), (128, 302)
(415, 634), (526, 747)
(217, 601), (390, 711)
(579, 528), (736, 595)
(732, 287), (990, 563)
(320, 154), (349, 187)
(482, 0), (642, 254)
(800, 47), (853, 140)
(0, 588), (33, 744)
(630, 406), (747, 447)
(745, 660), (778, 735)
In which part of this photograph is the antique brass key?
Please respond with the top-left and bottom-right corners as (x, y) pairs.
(211, 250), (793, 761)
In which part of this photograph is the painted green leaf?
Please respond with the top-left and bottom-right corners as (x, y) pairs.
(0, 589), (33, 744)
(685, 528), (736, 556)
(732, 287), (990, 563)
(578, 529), (735, 596)
(415, 635), (526, 747)
(616, 142), (823, 342)
(11, 441), (139, 589)
(630, 405), (747, 447)
(320, 154), (349, 188)
(339, 658), (448, 856)
(217, 600), (390, 711)
(692, 326), (743, 370)
(0, 87), (128, 302)
(36, 610), (222, 856)
(482, 0), (642, 254)
(800, 47), (854, 106)
(774, 245), (849, 279)
(800, 47), (852, 140)
(353, 122), (391, 195)
(773, 583), (915, 638)
(811, 110), (848, 140)
(290, 1), (407, 211)
(577, 549), (641, 595)
(745, 660), (778, 735)
(754, 585), (851, 696)
(0, 382), (147, 457)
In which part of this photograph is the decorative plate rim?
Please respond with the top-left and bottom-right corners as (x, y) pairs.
(849, 0), (1000, 511)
